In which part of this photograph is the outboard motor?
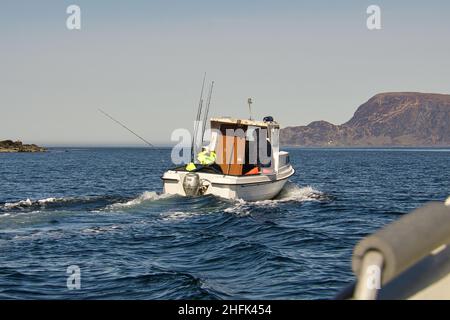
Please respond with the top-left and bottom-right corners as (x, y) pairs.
(182, 173), (200, 196)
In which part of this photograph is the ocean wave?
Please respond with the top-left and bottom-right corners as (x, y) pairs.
(161, 211), (200, 221)
(2, 197), (68, 210)
(106, 191), (173, 210)
(0, 191), (173, 215)
(273, 183), (329, 203)
(1, 195), (123, 214)
(224, 183), (331, 215)
(0, 185), (329, 219)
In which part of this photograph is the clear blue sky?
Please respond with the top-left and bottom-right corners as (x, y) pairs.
(1, 0), (450, 145)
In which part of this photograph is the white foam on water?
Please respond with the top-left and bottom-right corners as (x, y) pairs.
(3, 197), (66, 209)
(224, 183), (326, 215)
(37, 197), (59, 204)
(107, 191), (172, 210)
(4, 198), (33, 208)
(161, 211), (199, 221)
(271, 184), (325, 204)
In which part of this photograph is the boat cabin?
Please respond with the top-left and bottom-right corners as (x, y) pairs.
(204, 117), (282, 176)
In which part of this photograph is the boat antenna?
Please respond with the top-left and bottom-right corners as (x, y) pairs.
(98, 108), (154, 147)
(247, 98), (253, 120)
(200, 81), (214, 145)
(191, 73), (207, 161)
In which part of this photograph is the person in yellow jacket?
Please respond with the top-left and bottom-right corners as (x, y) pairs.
(186, 148), (217, 171)
(197, 148), (217, 165)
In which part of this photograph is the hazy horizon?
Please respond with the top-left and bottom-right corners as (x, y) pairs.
(2, 0), (450, 145)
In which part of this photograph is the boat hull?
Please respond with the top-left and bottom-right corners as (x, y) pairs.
(162, 165), (294, 201)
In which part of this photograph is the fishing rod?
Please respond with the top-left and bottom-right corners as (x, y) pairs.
(191, 73), (207, 161)
(98, 108), (155, 148)
(200, 81), (214, 146)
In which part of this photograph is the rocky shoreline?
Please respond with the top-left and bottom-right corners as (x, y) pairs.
(0, 140), (46, 153)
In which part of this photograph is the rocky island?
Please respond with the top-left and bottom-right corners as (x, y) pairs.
(0, 140), (46, 153)
(281, 92), (450, 147)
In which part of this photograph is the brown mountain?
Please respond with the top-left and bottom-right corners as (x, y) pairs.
(280, 92), (450, 147)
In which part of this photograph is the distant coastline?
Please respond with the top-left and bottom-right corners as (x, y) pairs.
(0, 140), (46, 153)
(281, 92), (450, 147)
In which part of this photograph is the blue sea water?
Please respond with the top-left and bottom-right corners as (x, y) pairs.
(0, 148), (449, 299)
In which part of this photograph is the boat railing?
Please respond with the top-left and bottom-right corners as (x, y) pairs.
(350, 198), (450, 300)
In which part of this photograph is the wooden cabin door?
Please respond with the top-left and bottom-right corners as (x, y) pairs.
(216, 134), (245, 176)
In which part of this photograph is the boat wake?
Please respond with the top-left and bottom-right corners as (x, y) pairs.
(106, 191), (173, 210)
(0, 190), (175, 214)
(224, 182), (331, 215)
(0, 195), (127, 215)
(273, 183), (329, 203)
(1, 183), (332, 219)
(161, 211), (202, 221)
(1, 197), (70, 212)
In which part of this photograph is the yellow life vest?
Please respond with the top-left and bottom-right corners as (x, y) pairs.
(185, 162), (196, 171)
(197, 150), (217, 165)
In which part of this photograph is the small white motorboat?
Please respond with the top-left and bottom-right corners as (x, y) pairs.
(162, 116), (295, 201)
